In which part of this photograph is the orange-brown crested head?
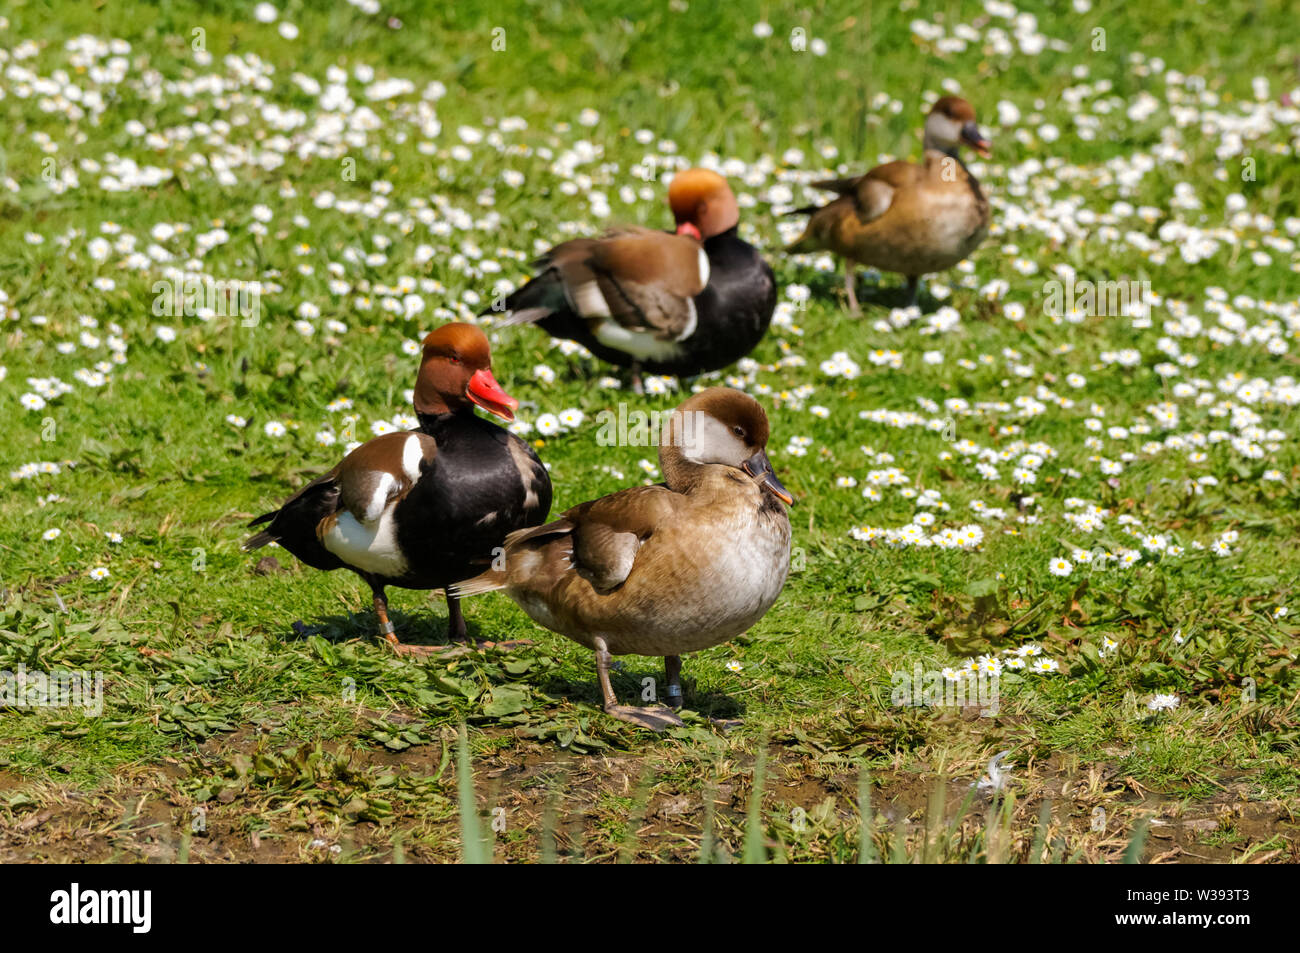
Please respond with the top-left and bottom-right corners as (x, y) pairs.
(924, 96), (991, 158)
(660, 387), (792, 505)
(413, 323), (518, 421)
(667, 168), (740, 240)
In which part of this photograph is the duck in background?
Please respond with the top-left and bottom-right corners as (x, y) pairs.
(243, 323), (552, 653)
(486, 169), (776, 392)
(451, 388), (792, 729)
(786, 96), (991, 312)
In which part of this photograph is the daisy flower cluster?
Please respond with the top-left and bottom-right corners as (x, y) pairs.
(939, 643), (1062, 682)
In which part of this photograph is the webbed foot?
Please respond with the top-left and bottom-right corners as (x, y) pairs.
(603, 704), (683, 731)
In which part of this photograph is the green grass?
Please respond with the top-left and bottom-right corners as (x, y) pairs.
(1, 0), (1298, 862)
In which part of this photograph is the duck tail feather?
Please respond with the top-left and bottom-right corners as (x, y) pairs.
(504, 518), (574, 547)
(785, 232), (815, 254)
(486, 306), (552, 327)
(242, 529), (278, 551)
(446, 569), (507, 599)
(248, 509), (277, 528)
(479, 272), (562, 324)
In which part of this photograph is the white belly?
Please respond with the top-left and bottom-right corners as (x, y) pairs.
(593, 306), (696, 362)
(321, 508), (409, 577)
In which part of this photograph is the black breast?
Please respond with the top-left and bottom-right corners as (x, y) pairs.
(388, 412), (552, 589)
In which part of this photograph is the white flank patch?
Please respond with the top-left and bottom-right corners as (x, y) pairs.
(594, 319), (688, 361)
(572, 279), (612, 318)
(322, 508), (409, 577)
(363, 471), (397, 522)
(678, 299), (698, 341)
(696, 248), (710, 288)
(400, 433), (423, 482)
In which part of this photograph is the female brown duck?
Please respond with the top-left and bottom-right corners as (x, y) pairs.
(452, 388), (792, 728)
(787, 96), (992, 311)
(488, 170), (776, 390)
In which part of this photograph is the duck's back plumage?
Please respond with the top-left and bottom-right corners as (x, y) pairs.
(496, 227), (776, 377)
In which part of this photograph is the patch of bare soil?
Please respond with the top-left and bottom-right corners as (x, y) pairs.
(1, 738), (1295, 863)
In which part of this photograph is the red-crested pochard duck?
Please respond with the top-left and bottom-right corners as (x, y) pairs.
(486, 169), (776, 391)
(450, 388), (792, 729)
(787, 96), (992, 311)
(243, 323), (552, 653)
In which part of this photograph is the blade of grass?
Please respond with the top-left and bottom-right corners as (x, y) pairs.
(857, 765), (876, 864)
(541, 788), (559, 864)
(617, 764), (655, 864)
(391, 831), (405, 865)
(944, 784), (979, 861)
(699, 781), (716, 864)
(742, 740), (768, 864)
(1029, 801), (1052, 864)
(1123, 819), (1150, 864)
(890, 819), (909, 864)
(457, 723), (489, 865)
(922, 773), (947, 863)
(983, 791), (1016, 864)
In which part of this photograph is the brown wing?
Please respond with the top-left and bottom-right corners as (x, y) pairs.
(813, 160), (922, 224)
(564, 485), (681, 591)
(497, 484), (681, 593)
(243, 431), (438, 557)
(333, 431), (438, 522)
(544, 227), (707, 338)
(859, 160), (926, 191)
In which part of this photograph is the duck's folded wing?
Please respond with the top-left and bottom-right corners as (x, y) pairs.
(481, 485), (679, 592)
(497, 228), (708, 341)
(449, 484), (680, 598)
(812, 161), (921, 224)
(333, 431), (438, 523)
(563, 485), (681, 591)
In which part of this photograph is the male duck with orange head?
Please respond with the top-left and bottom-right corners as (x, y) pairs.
(487, 169), (776, 391)
(244, 323), (552, 653)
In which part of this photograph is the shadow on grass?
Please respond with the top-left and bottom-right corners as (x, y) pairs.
(804, 267), (938, 313)
(567, 660), (746, 722)
(284, 608), (747, 722)
(283, 605), (476, 649)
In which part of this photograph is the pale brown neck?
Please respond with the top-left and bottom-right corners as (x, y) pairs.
(922, 127), (964, 160)
(659, 409), (712, 492)
(658, 443), (709, 493)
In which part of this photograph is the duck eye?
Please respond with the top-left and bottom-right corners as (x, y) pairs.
(448, 355), (462, 365)
(733, 426), (745, 438)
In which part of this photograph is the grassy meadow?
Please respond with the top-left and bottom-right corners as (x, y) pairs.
(1, 0), (1299, 863)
